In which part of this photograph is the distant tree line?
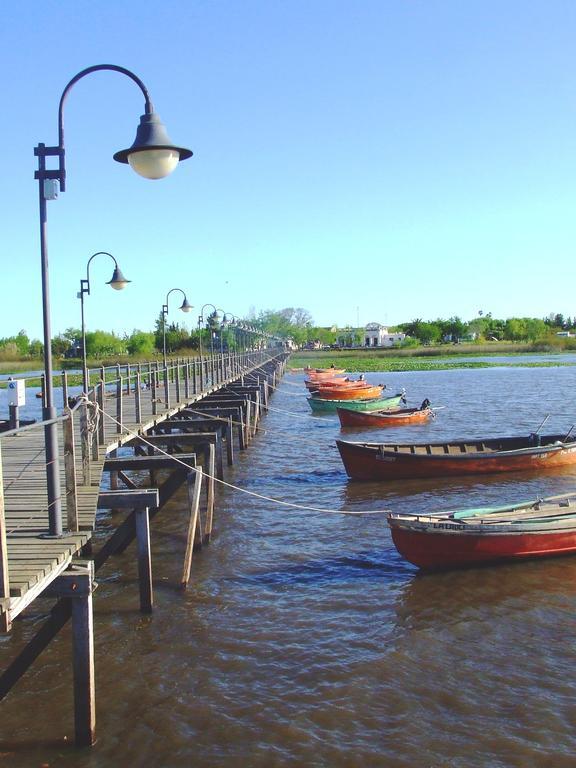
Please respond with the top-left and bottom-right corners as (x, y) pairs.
(1, 310), (575, 360)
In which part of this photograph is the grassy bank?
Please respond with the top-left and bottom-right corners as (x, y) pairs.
(289, 344), (576, 372)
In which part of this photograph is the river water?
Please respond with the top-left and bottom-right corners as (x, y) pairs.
(1, 363), (576, 767)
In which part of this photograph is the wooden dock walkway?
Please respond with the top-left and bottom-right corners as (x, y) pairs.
(0, 350), (287, 744)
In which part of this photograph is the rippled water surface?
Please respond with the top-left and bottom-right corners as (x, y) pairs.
(2, 364), (576, 767)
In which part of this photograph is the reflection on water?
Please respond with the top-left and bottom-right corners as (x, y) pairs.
(1, 364), (576, 767)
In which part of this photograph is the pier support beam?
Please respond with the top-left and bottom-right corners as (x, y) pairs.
(135, 507), (153, 613)
(68, 563), (96, 747)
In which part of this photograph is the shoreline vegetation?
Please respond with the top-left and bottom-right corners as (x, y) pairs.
(289, 342), (576, 373)
(0, 343), (575, 388)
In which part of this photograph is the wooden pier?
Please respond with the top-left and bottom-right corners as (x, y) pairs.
(0, 349), (288, 746)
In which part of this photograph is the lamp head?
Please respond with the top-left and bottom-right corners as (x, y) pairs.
(113, 111), (193, 179)
(107, 266), (131, 291)
(180, 298), (193, 313)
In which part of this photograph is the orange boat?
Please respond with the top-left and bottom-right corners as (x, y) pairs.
(306, 367), (346, 380)
(305, 377), (366, 391)
(337, 401), (433, 427)
(312, 385), (383, 401)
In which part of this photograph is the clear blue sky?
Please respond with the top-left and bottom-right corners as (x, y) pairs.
(2, 0), (576, 340)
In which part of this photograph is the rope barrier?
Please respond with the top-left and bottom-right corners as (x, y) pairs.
(98, 403), (389, 516)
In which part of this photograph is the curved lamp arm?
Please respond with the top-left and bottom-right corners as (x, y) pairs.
(80, 250), (130, 297)
(199, 303), (218, 323)
(36, 63), (192, 192)
(163, 287), (192, 317)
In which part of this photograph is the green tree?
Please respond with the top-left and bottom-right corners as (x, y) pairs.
(525, 318), (547, 342)
(14, 330), (30, 356)
(52, 333), (72, 357)
(84, 330), (126, 357)
(127, 330), (156, 356)
(416, 322), (442, 345)
(504, 318), (527, 341)
(29, 339), (43, 357)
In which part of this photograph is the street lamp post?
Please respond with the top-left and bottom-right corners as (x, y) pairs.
(79, 251), (130, 394)
(36, 64), (192, 536)
(162, 288), (193, 367)
(215, 308), (228, 354)
(198, 303), (219, 359)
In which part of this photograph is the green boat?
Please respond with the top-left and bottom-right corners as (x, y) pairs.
(307, 391), (406, 414)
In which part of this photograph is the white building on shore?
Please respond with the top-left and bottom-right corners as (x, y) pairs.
(364, 322), (406, 348)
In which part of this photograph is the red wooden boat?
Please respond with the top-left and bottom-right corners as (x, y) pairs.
(337, 399), (433, 427)
(313, 385), (383, 401)
(388, 492), (576, 570)
(336, 432), (576, 481)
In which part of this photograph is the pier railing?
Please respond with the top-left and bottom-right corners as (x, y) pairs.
(0, 349), (284, 614)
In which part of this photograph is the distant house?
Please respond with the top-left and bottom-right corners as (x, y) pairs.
(556, 331), (574, 338)
(364, 322), (406, 348)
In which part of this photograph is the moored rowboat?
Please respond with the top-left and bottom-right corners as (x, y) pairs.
(310, 384), (383, 401)
(337, 401), (433, 427)
(388, 492), (576, 569)
(305, 377), (365, 390)
(307, 392), (406, 414)
(336, 432), (576, 480)
(305, 367), (346, 379)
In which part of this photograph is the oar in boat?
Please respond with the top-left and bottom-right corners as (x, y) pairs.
(450, 491), (576, 520)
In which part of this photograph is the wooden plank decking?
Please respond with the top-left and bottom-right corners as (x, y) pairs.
(0, 352), (282, 628)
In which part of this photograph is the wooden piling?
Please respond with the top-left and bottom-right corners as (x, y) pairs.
(205, 443), (216, 542)
(181, 468), (203, 588)
(135, 508), (153, 613)
(70, 564), (96, 747)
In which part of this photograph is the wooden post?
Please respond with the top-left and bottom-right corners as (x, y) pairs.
(97, 381), (105, 445)
(225, 416), (234, 465)
(125, 364), (131, 394)
(70, 563), (96, 747)
(180, 468), (203, 588)
(184, 361), (190, 399)
(244, 399), (251, 445)
(175, 362), (181, 403)
(80, 401), (91, 485)
(90, 390), (99, 461)
(238, 411), (246, 451)
(63, 408), (78, 532)
(109, 449), (118, 491)
(253, 390), (261, 437)
(62, 370), (69, 409)
(135, 507), (153, 613)
(151, 371), (157, 416)
(135, 371), (142, 424)
(116, 376), (123, 435)
(205, 443), (216, 542)
(216, 434), (224, 480)
(0, 445), (10, 633)
(164, 366), (170, 409)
